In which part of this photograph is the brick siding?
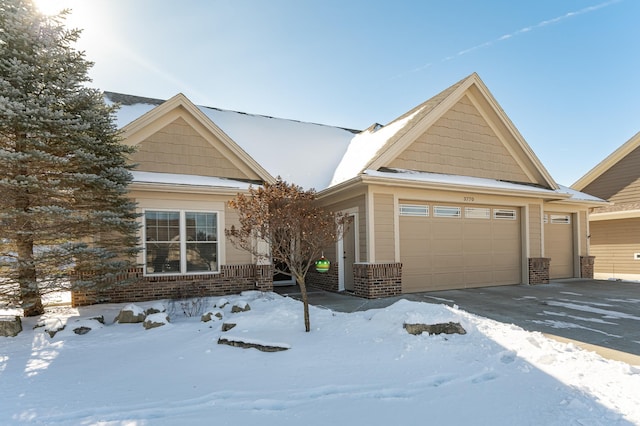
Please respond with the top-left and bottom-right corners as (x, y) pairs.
(353, 263), (402, 298)
(580, 256), (595, 279)
(528, 257), (550, 284)
(71, 264), (273, 306)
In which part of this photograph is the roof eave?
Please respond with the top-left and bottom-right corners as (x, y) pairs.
(359, 174), (572, 200)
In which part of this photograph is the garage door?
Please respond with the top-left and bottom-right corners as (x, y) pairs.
(544, 213), (574, 279)
(400, 203), (521, 292)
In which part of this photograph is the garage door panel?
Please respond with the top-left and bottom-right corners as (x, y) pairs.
(400, 203), (521, 293)
(544, 213), (574, 279)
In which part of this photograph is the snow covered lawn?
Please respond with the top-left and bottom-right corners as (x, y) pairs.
(1, 291), (639, 425)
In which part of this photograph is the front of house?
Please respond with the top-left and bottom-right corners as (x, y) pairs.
(72, 74), (604, 306)
(572, 131), (640, 281)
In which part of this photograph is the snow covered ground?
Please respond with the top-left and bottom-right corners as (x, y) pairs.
(1, 291), (639, 425)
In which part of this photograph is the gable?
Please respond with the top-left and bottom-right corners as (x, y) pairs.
(388, 95), (531, 183)
(119, 94), (273, 184)
(333, 73), (557, 190)
(580, 143), (640, 203)
(132, 117), (257, 180)
(573, 131), (640, 205)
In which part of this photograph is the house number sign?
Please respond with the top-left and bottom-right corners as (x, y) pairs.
(464, 196), (475, 202)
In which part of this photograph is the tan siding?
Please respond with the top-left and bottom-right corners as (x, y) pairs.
(579, 210), (588, 255)
(590, 218), (640, 276)
(224, 206), (253, 264)
(132, 117), (252, 180)
(374, 193), (395, 262)
(130, 190), (252, 266)
(389, 95), (532, 183)
(320, 194), (367, 262)
(582, 145), (640, 203)
(528, 204), (542, 258)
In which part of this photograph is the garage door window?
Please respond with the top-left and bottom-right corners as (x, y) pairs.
(494, 209), (517, 220)
(400, 204), (429, 217)
(434, 206), (461, 218)
(550, 214), (571, 224)
(465, 207), (490, 219)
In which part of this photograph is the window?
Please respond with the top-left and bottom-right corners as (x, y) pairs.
(494, 209), (517, 220)
(465, 207), (490, 219)
(550, 214), (571, 224)
(144, 210), (218, 275)
(400, 204), (429, 217)
(434, 206), (461, 218)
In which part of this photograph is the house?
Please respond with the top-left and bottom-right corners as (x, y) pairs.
(572, 131), (640, 281)
(72, 73), (604, 306)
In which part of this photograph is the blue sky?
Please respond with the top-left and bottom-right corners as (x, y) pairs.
(37, 0), (639, 186)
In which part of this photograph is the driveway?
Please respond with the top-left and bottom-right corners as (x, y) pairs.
(276, 279), (640, 358)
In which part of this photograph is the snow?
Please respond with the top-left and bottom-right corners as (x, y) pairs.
(330, 109), (424, 187)
(363, 168), (605, 202)
(198, 107), (356, 190)
(2, 291), (639, 425)
(130, 170), (254, 190)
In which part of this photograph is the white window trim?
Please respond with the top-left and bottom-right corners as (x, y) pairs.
(465, 207), (490, 219)
(494, 209), (517, 220)
(434, 206), (461, 218)
(142, 208), (220, 276)
(399, 204), (429, 217)
(549, 214), (571, 224)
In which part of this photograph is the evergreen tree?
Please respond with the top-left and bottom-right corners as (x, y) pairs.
(0, 0), (139, 316)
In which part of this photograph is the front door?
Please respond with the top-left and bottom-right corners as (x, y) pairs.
(343, 215), (356, 291)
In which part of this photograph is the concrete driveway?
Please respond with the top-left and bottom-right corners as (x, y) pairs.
(276, 279), (640, 361)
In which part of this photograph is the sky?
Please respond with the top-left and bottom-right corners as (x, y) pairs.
(34, 0), (640, 186)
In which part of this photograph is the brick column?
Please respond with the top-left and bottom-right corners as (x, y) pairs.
(528, 258), (550, 284)
(255, 264), (274, 292)
(353, 263), (402, 298)
(580, 256), (595, 279)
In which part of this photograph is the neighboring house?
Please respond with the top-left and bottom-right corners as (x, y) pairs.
(72, 73), (604, 306)
(572, 131), (640, 281)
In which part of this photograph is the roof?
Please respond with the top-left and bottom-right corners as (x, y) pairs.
(329, 73), (558, 190)
(572, 130), (640, 191)
(105, 92), (358, 191)
(103, 74), (600, 206)
(361, 168), (605, 204)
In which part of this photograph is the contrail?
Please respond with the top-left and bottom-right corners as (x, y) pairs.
(394, 0), (622, 78)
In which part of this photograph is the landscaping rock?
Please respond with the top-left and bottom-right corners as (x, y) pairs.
(73, 326), (92, 335)
(0, 316), (22, 337)
(403, 322), (467, 336)
(145, 303), (166, 315)
(115, 304), (146, 324)
(90, 315), (105, 324)
(221, 322), (236, 332)
(218, 337), (289, 352)
(215, 298), (229, 309)
(144, 313), (170, 329)
(201, 310), (223, 322)
(231, 301), (251, 313)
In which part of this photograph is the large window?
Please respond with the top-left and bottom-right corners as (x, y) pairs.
(144, 210), (218, 275)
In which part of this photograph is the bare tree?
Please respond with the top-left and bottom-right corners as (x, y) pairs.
(226, 179), (347, 332)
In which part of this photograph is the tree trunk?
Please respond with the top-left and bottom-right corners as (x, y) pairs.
(16, 236), (44, 317)
(296, 274), (311, 332)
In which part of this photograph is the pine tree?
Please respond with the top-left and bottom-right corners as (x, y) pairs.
(226, 179), (347, 332)
(0, 0), (139, 316)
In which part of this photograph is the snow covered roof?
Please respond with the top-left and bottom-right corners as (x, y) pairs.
(105, 92), (358, 191)
(104, 79), (601, 204)
(363, 168), (606, 203)
(130, 171), (254, 191)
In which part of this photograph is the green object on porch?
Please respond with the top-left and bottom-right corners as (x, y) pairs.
(315, 256), (330, 273)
